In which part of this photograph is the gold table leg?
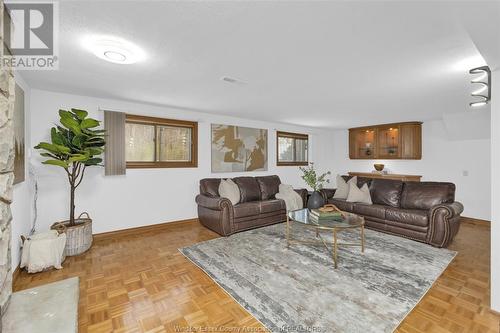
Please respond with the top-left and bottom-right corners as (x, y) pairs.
(361, 224), (365, 253)
(333, 229), (338, 269)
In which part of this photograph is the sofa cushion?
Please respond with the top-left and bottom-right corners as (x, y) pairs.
(256, 175), (281, 200)
(233, 177), (262, 202)
(346, 183), (372, 204)
(334, 175), (357, 199)
(400, 182), (455, 210)
(370, 179), (403, 208)
(327, 198), (355, 212)
(260, 199), (286, 214)
(218, 179), (240, 205)
(199, 178), (221, 197)
(353, 203), (386, 219)
(385, 207), (428, 227)
(233, 202), (261, 218)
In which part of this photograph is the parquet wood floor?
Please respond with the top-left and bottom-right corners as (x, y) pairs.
(14, 218), (500, 333)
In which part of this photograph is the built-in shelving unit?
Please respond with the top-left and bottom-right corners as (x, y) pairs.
(349, 122), (422, 160)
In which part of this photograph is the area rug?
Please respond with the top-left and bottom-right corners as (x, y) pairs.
(2, 277), (79, 333)
(180, 223), (456, 333)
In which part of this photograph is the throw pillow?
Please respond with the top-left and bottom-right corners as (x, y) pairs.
(275, 184), (303, 211)
(333, 175), (357, 199)
(218, 179), (240, 205)
(346, 182), (373, 205)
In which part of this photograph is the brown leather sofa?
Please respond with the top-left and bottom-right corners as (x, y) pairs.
(196, 175), (307, 236)
(320, 176), (463, 248)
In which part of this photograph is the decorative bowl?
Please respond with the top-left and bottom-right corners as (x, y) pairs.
(374, 163), (385, 171)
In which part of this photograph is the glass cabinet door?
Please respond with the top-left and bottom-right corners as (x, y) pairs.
(377, 126), (400, 158)
(352, 129), (376, 158)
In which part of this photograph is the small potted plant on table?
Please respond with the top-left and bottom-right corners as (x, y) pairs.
(35, 108), (105, 256)
(299, 162), (331, 209)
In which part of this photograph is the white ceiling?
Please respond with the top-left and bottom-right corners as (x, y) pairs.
(19, 1), (500, 129)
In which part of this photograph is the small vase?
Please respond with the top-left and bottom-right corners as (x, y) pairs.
(307, 191), (325, 209)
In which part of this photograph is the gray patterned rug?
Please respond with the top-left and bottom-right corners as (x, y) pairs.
(180, 223), (456, 333)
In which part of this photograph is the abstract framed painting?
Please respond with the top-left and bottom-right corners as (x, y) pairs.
(211, 124), (267, 172)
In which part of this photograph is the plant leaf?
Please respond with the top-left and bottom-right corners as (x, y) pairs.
(50, 127), (64, 145)
(42, 159), (69, 168)
(80, 118), (100, 129)
(71, 108), (88, 120)
(35, 142), (71, 155)
(60, 115), (82, 134)
(83, 157), (103, 166)
(69, 153), (90, 163)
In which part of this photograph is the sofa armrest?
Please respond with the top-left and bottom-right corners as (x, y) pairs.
(319, 188), (336, 201)
(428, 202), (464, 247)
(196, 194), (234, 236)
(294, 188), (308, 208)
(196, 194), (233, 210)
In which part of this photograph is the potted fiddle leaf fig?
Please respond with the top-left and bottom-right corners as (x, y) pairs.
(299, 162), (331, 209)
(34, 108), (105, 256)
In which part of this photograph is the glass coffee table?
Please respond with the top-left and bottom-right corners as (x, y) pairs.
(286, 208), (365, 268)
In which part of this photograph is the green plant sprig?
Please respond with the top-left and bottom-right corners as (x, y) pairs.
(299, 162), (331, 191)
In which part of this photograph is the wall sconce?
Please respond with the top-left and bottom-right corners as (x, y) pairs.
(469, 66), (491, 108)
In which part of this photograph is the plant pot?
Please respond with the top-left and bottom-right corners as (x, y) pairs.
(51, 212), (93, 256)
(307, 191), (325, 209)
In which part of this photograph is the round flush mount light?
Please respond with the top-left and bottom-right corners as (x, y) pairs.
(104, 51), (126, 62)
(82, 35), (146, 64)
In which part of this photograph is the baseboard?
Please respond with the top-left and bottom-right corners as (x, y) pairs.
(93, 218), (199, 241)
(461, 216), (490, 227)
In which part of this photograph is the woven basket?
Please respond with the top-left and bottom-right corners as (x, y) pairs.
(51, 212), (93, 256)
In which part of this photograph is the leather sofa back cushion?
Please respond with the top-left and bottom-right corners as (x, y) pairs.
(370, 179), (403, 207)
(233, 177), (262, 202)
(200, 178), (221, 197)
(400, 182), (455, 210)
(256, 175), (281, 200)
(342, 175), (372, 188)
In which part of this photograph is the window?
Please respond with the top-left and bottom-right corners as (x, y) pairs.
(277, 131), (308, 166)
(125, 114), (197, 168)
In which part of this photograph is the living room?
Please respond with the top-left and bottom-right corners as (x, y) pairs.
(1, 1), (499, 332)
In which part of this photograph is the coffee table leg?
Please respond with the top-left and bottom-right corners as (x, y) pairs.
(333, 229), (338, 269)
(361, 224), (365, 253)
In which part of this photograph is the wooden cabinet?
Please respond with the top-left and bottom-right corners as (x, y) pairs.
(349, 122), (422, 160)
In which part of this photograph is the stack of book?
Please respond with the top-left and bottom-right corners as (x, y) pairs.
(309, 209), (343, 222)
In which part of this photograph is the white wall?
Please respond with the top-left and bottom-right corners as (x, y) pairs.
(490, 70), (500, 312)
(10, 74), (32, 271)
(329, 119), (491, 220)
(29, 89), (334, 234)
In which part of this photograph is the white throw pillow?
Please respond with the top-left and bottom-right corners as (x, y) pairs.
(218, 179), (240, 205)
(276, 184), (303, 211)
(346, 182), (372, 205)
(333, 175), (357, 199)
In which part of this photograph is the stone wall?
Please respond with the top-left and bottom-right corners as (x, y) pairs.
(0, 0), (15, 329)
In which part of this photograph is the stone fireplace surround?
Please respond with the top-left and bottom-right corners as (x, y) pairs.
(0, 1), (15, 329)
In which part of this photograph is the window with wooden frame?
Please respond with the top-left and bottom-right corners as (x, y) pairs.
(276, 131), (308, 166)
(125, 114), (198, 168)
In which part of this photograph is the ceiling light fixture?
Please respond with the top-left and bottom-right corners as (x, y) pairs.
(469, 66), (491, 108)
(104, 51), (127, 62)
(82, 35), (146, 64)
(221, 76), (246, 85)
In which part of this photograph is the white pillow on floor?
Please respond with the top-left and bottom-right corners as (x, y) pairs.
(218, 179), (240, 205)
(333, 175), (357, 199)
(346, 182), (372, 205)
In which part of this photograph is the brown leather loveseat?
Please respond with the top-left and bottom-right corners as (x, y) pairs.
(321, 176), (464, 248)
(196, 175), (307, 236)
